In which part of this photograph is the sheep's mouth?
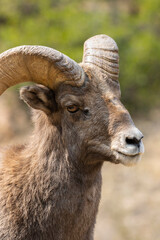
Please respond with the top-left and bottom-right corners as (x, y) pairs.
(112, 150), (142, 166)
(116, 150), (141, 157)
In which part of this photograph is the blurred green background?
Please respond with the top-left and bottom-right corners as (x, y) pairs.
(0, 1), (160, 240)
(0, 0), (159, 113)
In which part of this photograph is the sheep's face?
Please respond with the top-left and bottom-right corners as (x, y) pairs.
(20, 74), (144, 166)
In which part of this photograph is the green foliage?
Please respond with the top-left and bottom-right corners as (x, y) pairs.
(0, 0), (159, 113)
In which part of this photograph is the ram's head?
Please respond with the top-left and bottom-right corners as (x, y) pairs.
(0, 34), (144, 166)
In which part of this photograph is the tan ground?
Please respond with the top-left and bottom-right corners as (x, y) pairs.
(95, 110), (160, 240)
(0, 91), (160, 240)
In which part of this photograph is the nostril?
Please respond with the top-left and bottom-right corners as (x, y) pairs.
(126, 137), (141, 148)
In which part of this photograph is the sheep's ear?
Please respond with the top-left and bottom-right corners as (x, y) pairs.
(20, 85), (57, 114)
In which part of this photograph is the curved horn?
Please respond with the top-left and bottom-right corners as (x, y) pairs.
(82, 34), (119, 83)
(0, 45), (85, 95)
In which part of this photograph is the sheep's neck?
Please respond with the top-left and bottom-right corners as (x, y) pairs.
(1, 113), (102, 239)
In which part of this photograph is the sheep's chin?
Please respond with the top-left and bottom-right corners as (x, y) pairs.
(112, 150), (142, 166)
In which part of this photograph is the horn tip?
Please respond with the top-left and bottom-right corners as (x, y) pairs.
(84, 34), (118, 51)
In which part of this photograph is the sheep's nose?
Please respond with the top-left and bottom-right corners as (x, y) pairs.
(123, 128), (144, 155)
(125, 134), (143, 149)
(111, 127), (144, 157)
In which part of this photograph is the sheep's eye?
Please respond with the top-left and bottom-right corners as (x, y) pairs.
(67, 105), (79, 113)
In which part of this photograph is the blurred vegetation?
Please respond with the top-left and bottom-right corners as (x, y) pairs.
(0, 0), (159, 114)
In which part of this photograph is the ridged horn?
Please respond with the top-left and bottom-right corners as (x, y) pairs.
(0, 45), (85, 95)
(82, 34), (119, 83)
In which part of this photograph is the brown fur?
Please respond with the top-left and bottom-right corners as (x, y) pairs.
(0, 72), (139, 240)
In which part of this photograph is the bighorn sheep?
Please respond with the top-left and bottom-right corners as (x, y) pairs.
(0, 34), (144, 240)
